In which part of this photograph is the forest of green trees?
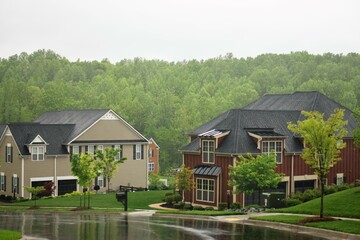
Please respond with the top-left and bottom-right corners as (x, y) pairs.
(1, 50), (360, 172)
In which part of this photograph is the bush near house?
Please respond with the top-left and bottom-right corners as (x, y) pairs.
(284, 183), (354, 207)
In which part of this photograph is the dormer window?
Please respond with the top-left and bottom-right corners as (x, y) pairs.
(262, 140), (282, 163)
(202, 140), (215, 164)
(32, 146), (45, 161)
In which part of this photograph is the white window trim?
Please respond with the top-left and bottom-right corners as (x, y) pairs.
(88, 145), (95, 155)
(202, 140), (215, 164)
(148, 162), (155, 172)
(32, 146), (45, 161)
(6, 144), (12, 163)
(114, 145), (121, 160)
(262, 140), (283, 164)
(196, 178), (215, 203)
(0, 172), (5, 192)
(336, 173), (344, 185)
(135, 144), (142, 160)
(73, 146), (80, 155)
(97, 145), (104, 153)
(97, 175), (104, 188)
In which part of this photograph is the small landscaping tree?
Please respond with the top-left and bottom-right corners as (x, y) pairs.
(288, 109), (347, 218)
(228, 153), (284, 206)
(175, 164), (194, 199)
(24, 186), (45, 208)
(96, 147), (126, 192)
(71, 153), (98, 209)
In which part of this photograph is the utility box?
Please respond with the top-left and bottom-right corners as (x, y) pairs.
(268, 192), (285, 208)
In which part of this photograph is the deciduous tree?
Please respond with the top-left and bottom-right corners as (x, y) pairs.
(288, 109), (347, 218)
(228, 153), (283, 206)
(96, 147), (126, 193)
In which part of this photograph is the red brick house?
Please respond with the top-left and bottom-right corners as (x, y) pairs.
(181, 92), (360, 207)
(148, 138), (160, 174)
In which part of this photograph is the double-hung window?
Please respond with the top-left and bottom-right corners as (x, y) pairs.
(196, 178), (215, 202)
(0, 173), (5, 192)
(262, 141), (282, 163)
(6, 144), (12, 163)
(97, 145), (104, 153)
(97, 175), (104, 188)
(202, 140), (215, 163)
(136, 144), (141, 160)
(148, 162), (154, 172)
(114, 145), (122, 160)
(32, 146), (45, 161)
(88, 145), (95, 155)
(73, 146), (80, 155)
(12, 175), (19, 194)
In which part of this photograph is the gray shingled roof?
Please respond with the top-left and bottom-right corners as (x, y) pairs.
(243, 91), (357, 136)
(34, 109), (109, 143)
(0, 125), (6, 138)
(9, 123), (74, 155)
(182, 91), (357, 155)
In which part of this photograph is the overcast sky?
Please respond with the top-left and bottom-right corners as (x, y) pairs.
(0, 0), (359, 62)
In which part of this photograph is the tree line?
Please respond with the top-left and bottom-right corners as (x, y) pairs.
(1, 50), (360, 172)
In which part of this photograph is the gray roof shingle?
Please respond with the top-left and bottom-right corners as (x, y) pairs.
(9, 123), (74, 155)
(34, 109), (109, 143)
(182, 91), (357, 155)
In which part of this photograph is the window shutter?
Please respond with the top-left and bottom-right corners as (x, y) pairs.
(85, 146), (88, 154)
(11, 177), (14, 193)
(343, 177), (346, 183)
(16, 177), (19, 194)
(141, 145), (144, 159)
(103, 178), (106, 187)
(133, 145), (136, 160)
(10, 146), (13, 163)
(4, 176), (6, 191)
(120, 145), (123, 158)
(79, 146), (82, 154)
(94, 146), (97, 153)
(334, 177), (337, 184)
(70, 146), (73, 161)
(4, 148), (6, 162)
(112, 145), (115, 149)
(95, 177), (98, 186)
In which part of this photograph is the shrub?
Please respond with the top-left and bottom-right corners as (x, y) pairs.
(63, 191), (82, 197)
(0, 194), (5, 201)
(324, 184), (338, 195)
(301, 189), (321, 202)
(337, 183), (351, 191)
(183, 203), (193, 210)
(5, 195), (14, 202)
(218, 202), (227, 211)
(230, 202), (242, 210)
(173, 193), (182, 203)
(173, 202), (185, 209)
(284, 198), (302, 207)
(205, 207), (215, 211)
(165, 195), (174, 205)
(193, 206), (205, 211)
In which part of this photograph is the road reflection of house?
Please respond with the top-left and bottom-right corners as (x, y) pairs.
(181, 91), (360, 207)
(0, 109), (149, 198)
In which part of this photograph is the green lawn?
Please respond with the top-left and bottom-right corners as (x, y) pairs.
(0, 230), (22, 240)
(276, 187), (360, 218)
(157, 210), (245, 216)
(251, 215), (360, 235)
(1, 190), (171, 211)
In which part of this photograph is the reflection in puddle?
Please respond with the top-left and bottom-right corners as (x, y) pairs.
(0, 212), (326, 240)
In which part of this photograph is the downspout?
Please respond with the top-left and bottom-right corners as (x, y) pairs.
(232, 156), (236, 203)
(21, 156), (24, 197)
(54, 155), (57, 196)
(291, 154), (295, 196)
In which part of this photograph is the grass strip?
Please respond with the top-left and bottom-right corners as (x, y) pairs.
(251, 215), (360, 235)
(157, 210), (245, 216)
(0, 230), (22, 240)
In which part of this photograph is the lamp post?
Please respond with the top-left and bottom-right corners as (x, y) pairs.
(227, 190), (231, 209)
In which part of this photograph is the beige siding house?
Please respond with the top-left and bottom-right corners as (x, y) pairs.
(0, 109), (149, 198)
